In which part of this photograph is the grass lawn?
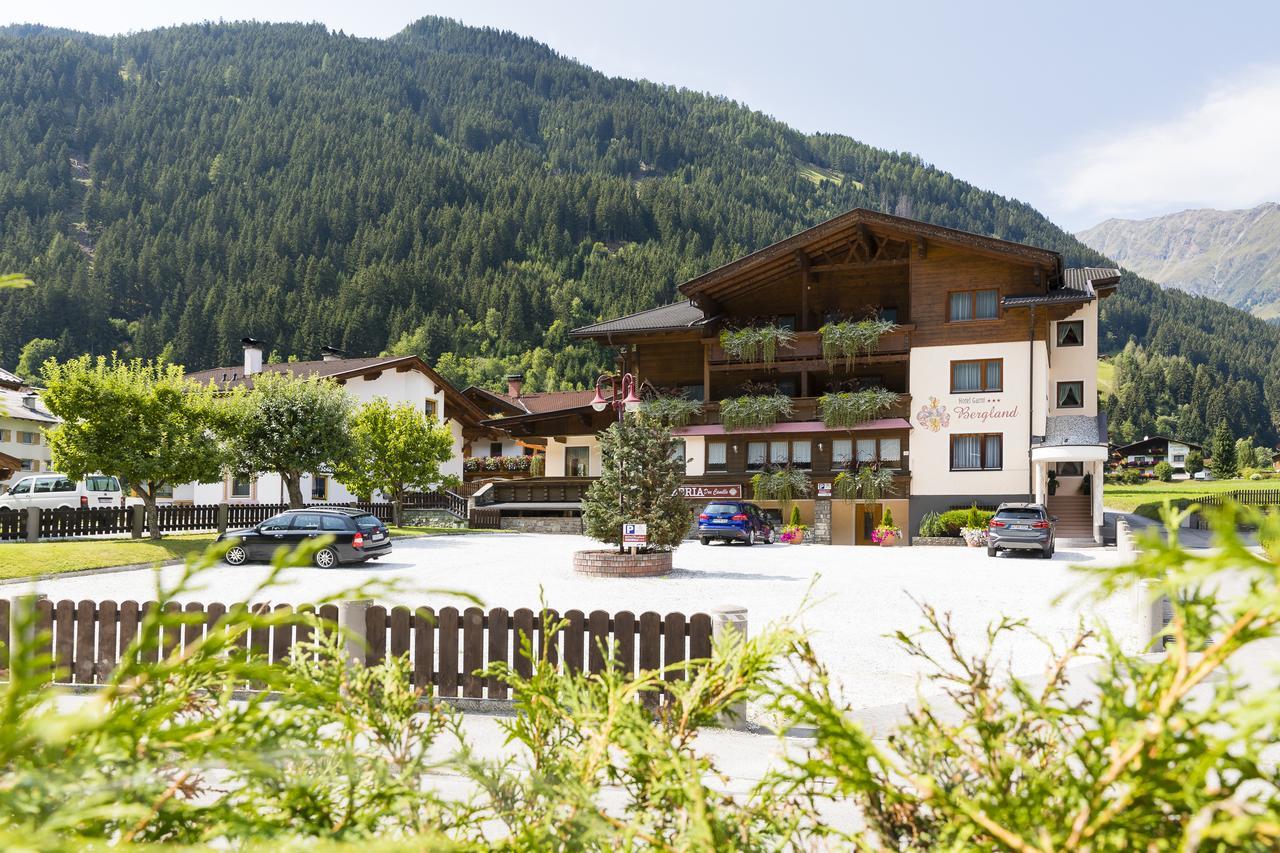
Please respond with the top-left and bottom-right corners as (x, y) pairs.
(1097, 359), (1117, 396)
(1104, 478), (1274, 518)
(0, 534), (218, 580)
(0, 527), (505, 581)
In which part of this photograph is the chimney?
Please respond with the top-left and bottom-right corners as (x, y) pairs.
(21, 392), (37, 411)
(242, 337), (264, 376)
(506, 373), (524, 398)
(320, 345), (345, 363)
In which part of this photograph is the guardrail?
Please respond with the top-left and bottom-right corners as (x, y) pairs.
(0, 597), (714, 707)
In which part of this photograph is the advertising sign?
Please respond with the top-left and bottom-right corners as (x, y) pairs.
(678, 484), (743, 499)
(622, 522), (648, 546)
(817, 482), (832, 498)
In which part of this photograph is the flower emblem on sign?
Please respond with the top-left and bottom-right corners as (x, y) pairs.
(916, 396), (950, 433)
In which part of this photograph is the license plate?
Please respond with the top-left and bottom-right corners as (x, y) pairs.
(370, 532), (384, 541)
(98, 497), (112, 503)
(710, 520), (728, 525)
(1012, 524), (1031, 530)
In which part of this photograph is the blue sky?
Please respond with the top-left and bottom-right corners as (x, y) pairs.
(5, 1), (1279, 231)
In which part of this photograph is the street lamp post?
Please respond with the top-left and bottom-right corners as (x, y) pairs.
(591, 373), (642, 552)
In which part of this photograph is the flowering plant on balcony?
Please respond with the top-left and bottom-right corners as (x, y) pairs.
(641, 393), (702, 428)
(819, 317), (896, 368)
(719, 389), (793, 430)
(818, 387), (900, 428)
(464, 455), (534, 474)
(719, 323), (796, 365)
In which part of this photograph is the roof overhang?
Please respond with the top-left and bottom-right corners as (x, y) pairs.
(1031, 445), (1109, 463)
(679, 207), (1062, 303)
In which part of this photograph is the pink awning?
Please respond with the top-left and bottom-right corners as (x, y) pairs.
(673, 418), (911, 436)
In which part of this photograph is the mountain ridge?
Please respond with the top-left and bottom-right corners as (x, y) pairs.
(1078, 202), (1280, 318)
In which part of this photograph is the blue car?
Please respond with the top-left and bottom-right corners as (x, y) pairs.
(697, 501), (776, 546)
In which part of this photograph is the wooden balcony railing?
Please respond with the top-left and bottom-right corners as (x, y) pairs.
(696, 394), (912, 428)
(708, 326), (913, 368)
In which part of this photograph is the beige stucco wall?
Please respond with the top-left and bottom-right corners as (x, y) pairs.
(1048, 302), (1098, 417)
(908, 341), (1046, 496)
(545, 435), (602, 477)
(682, 435), (706, 477)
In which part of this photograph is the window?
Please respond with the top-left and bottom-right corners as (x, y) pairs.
(1057, 461), (1083, 476)
(9, 479), (31, 494)
(1056, 320), (1084, 347)
(951, 434), (1003, 470)
(17, 431), (39, 445)
(770, 440), (789, 465)
(831, 439), (853, 466)
(290, 514), (323, 531)
(86, 476), (120, 492)
(50, 477), (74, 492)
(670, 439), (686, 466)
(879, 437), (902, 464)
(852, 437), (904, 467)
(565, 446), (590, 477)
(707, 441), (727, 468)
(0, 429), (9, 441)
(878, 307), (899, 323)
(856, 439), (877, 463)
(949, 289), (999, 322)
(791, 441), (812, 469)
(746, 442), (767, 469)
(1056, 381), (1084, 409)
(1172, 454), (1186, 464)
(19, 459), (36, 472)
(230, 476), (252, 498)
(950, 359), (1003, 393)
(489, 442), (503, 457)
(311, 475), (329, 501)
(260, 514), (291, 532)
(424, 399), (438, 419)
(33, 478), (57, 493)
(321, 514), (351, 532)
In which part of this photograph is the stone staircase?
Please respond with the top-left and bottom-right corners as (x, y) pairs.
(1047, 494), (1094, 540)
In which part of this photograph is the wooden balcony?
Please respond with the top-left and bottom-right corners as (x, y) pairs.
(477, 477), (594, 505)
(707, 326), (913, 372)
(694, 394), (913, 429)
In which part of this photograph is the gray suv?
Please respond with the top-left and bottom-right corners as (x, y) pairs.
(987, 503), (1056, 558)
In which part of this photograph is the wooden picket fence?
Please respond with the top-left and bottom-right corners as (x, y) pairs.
(468, 508), (502, 530)
(0, 598), (713, 705)
(1198, 488), (1280, 507)
(156, 503), (220, 532)
(0, 508), (24, 542)
(38, 506), (131, 539)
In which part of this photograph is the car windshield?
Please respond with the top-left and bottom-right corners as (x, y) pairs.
(353, 513), (383, 531)
(997, 508), (1044, 520)
(86, 476), (119, 492)
(704, 503), (741, 515)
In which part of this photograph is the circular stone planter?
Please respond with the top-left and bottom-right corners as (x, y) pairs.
(573, 549), (673, 577)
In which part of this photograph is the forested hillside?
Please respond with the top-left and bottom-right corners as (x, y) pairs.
(0, 18), (1277, 441)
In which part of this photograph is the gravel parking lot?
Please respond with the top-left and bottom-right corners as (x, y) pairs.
(6, 534), (1135, 710)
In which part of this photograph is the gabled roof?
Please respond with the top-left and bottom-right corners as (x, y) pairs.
(462, 385), (597, 417)
(571, 300), (712, 340)
(0, 368), (23, 390)
(0, 387), (57, 424)
(679, 207), (1062, 302)
(187, 355), (488, 426)
(1115, 435), (1203, 455)
(1002, 266), (1121, 308)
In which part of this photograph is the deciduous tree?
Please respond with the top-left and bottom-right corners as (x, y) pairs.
(41, 355), (224, 538)
(227, 372), (352, 508)
(333, 398), (457, 525)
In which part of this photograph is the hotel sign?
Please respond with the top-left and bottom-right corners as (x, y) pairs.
(917, 395), (1019, 432)
(679, 484), (742, 499)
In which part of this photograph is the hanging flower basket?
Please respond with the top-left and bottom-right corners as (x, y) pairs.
(719, 393), (793, 430)
(718, 325), (796, 365)
(818, 388), (901, 429)
(818, 318), (896, 368)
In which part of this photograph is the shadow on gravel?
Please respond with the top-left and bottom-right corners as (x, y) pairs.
(666, 568), (804, 582)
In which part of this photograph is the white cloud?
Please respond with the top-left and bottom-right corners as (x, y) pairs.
(1049, 65), (1280, 226)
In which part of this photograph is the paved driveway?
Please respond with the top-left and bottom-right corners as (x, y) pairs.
(5, 534), (1134, 710)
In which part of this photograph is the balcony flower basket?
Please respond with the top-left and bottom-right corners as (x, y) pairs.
(750, 467), (811, 522)
(819, 317), (896, 368)
(719, 324), (796, 365)
(719, 393), (793, 430)
(817, 388), (900, 429)
(832, 464), (896, 504)
(641, 394), (702, 428)
(780, 523), (808, 544)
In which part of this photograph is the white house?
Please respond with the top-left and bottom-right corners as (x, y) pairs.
(174, 340), (494, 505)
(0, 368), (56, 486)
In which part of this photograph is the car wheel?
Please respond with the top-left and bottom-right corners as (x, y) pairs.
(745, 529), (756, 546)
(314, 546), (339, 569)
(700, 537), (710, 546)
(224, 544), (248, 566)
(987, 546), (997, 557)
(764, 528), (775, 544)
(1042, 543), (1053, 559)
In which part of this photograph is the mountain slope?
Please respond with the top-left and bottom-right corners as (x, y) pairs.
(1078, 203), (1280, 317)
(0, 18), (1277, 442)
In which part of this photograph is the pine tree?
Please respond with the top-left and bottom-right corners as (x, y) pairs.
(1209, 421), (1238, 480)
